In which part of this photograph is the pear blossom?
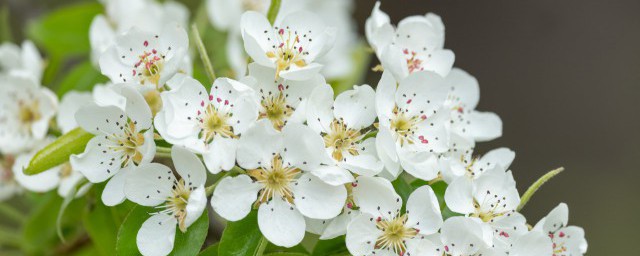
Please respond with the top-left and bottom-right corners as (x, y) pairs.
(99, 23), (189, 91)
(366, 1), (455, 80)
(445, 167), (527, 248)
(243, 63), (323, 130)
(124, 146), (207, 256)
(57, 91), (95, 133)
(211, 120), (347, 247)
(154, 74), (259, 173)
(443, 68), (502, 150)
(304, 83), (382, 185)
(0, 41), (44, 82)
(13, 151), (84, 198)
(375, 70), (450, 180)
(0, 74), (57, 154)
(441, 147), (515, 184)
(240, 10), (335, 80)
(345, 185), (443, 256)
(89, 0), (189, 66)
(440, 216), (493, 256)
(71, 86), (155, 206)
(305, 176), (395, 240)
(534, 203), (587, 256)
(482, 230), (553, 256)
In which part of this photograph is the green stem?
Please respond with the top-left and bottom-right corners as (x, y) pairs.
(191, 24), (216, 83)
(0, 203), (26, 224)
(517, 167), (565, 211)
(0, 225), (20, 248)
(266, 0), (282, 25)
(255, 235), (269, 256)
(155, 146), (172, 158)
(205, 166), (246, 196)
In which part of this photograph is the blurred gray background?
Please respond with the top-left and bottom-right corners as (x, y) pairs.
(354, 0), (640, 254)
(2, 0), (638, 254)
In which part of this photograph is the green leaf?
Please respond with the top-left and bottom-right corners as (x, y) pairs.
(83, 197), (119, 256)
(170, 209), (209, 256)
(218, 210), (268, 256)
(57, 61), (108, 97)
(26, 2), (102, 57)
(391, 176), (413, 212)
(23, 127), (94, 175)
(311, 236), (348, 256)
(198, 243), (219, 256)
(116, 206), (210, 256)
(265, 253), (309, 256)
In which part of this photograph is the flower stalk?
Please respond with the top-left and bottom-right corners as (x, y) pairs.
(191, 24), (216, 82)
(266, 0), (282, 25)
(517, 167), (565, 211)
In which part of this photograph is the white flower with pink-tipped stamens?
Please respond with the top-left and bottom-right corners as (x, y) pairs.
(71, 86), (155, 206)
(154, 74), (259, 174)
(0, 41), (44, 82)
(366, 1), (455, 80)
(533, 203), (588, 256)
(374, 70), (450, 181)
(99, 23), (189, 90)
(345, 185), (443, 256)
(240, 10), (335, 80)
(440, 216), (493, 256)
(211, 120), (347, 247)
(124, 145), (207, 256)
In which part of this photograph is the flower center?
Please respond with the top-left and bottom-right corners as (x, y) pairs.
(60, 162), (73, 178)
(197, 102), (235, 144)
(323, 120), (362, 161)
(375, 214), (418, 254)
(550, 232), (569, 255)
(471, 191), (509, 222)
(104, 120), (146, 167)
(242, 0), (264, 11)
(17, 100), (41, 129)
(248, 154), (300, 206)
(403, 49), (424, 74)
(163, 178), (192, 232)
(133, 46), (164, 87)
(389, 106), (426, 146)
(259, 93), (294, 130)
(265, 27), (311, 79)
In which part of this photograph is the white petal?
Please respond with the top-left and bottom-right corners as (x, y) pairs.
(405, 236), (441, 256)
(57, 92), (94, 133)
(444, 177), (475, 214)
(353, 176), (401, 220)
(282, 123), (330, 169)
(543, 203), (569, 233)
(58, 168), (85, 198)
(102, 169), (128, 206)
(380, 45), (409, 80)
(445, 68), (479, 110)
(70, 136), (121, 183)
(406, 185), (443, 235)
(120, 85), (153, 131)
(293, 173), (347, 219)
(305, 83), (334, 134)
(137, 214), (177, 256)
(258, 197), (306, 247)
(476, 147), (515, 173)
(511, 231), (553, 256)
(240, 11), (274, 67)
(184, 186), (207, 229)
(440, 217), (487, 255)
(236, 119), (283, 169)
(211, 175), (261, 221)
(375, 71), (397, 127)
(396, 71), (448, 117)
(75, 104), (127, 136)
(423, 49), (455, 77)
(375, 127), (401, 179)
(320, 210), (354, 240)
(340, 138), (384, 176)
(309, 165), (355, 186)
(124, 163), (175, 206)
(397, 148), (440, 181)
(468, 111), (502, 142)
(172, 145), (207, 187)
(13, 154), (60, 193)
(345, 213), (383, 256)
(333, 84), (377, 130)
(203, 137), (238, 174)
(279, 63), (324, 81)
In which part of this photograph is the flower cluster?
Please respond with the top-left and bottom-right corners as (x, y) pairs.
(0, 1), (587, 256)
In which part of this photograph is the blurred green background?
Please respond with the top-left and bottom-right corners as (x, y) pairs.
(2, 0), (638, 254)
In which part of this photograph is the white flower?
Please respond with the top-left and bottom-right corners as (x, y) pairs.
(533, 203), (588, 256)
(482, 230), (553, 256)
(345, 185), (443, 256)
(0, 41), (44, 82)
(243, 63), (323, 130)
(211, 120), (347, 247)
(304, 83), (382, 185)
(366, 1), (455, 80)
(374, 70), (450, 180)
(305, 176), (395, 240)
(13, 152), (84, 198)
(155, 74), (259, 173)
(124, 145), (207, 256)
(441, 147), (515, 184)
(440, 216), (493, 256)
(71, 86), (155, 206)
(0, 155), (21, 201)
(240, 10), (335, 80)
(444, 167), (527, 248)
(99, 23), (189, 90)
(443, 68), (502, 149)
(90, 0), (189, 66)
(0, 74), (57, 154)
